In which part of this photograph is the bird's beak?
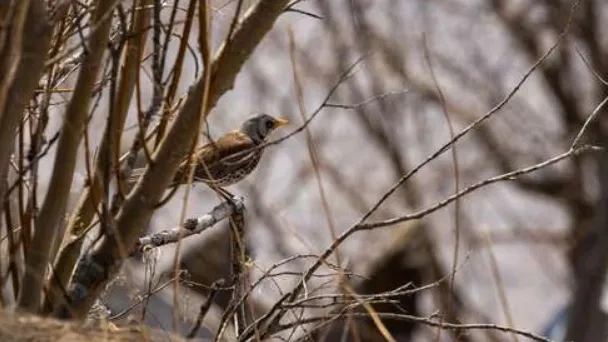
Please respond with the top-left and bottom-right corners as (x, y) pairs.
(274, 117), (290, 127)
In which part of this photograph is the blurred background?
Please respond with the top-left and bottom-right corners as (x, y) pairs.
(5, 0), (608, 341)
(88, 0), (608, 341)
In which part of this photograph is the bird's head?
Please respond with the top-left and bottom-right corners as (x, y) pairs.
(240, 113), (290, 144)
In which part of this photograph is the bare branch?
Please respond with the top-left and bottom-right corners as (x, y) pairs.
(57, 0), (293, 320)
(18, 0), (116, 313)
(134, 195), (244, 253)
(571, 94), (608, 149)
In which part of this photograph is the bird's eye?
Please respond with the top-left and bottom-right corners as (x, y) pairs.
(266, 120), (274, 129)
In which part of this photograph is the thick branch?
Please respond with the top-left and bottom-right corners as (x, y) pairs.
(47, 0), (153, 314)
(18, 0), (115, 313)
(134, 195), (244, 253)
(0, 1), (50, 252)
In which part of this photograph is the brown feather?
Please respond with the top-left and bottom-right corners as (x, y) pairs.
(128, 114), (288, 188)
(196, 131), (255, 166)
(174, 131), (261, 186)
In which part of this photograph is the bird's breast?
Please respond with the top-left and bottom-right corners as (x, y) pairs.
(197, 150), (263, 187)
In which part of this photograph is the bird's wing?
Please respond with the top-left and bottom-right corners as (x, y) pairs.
(197, 131), (255, 165)
(174, 131), (256, 183)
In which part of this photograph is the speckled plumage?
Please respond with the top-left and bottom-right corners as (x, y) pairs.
(131, 114), (289, 188)
(174, 130), (263, 187)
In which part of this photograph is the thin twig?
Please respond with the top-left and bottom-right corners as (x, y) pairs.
(571, 94), (608, 149)
(359, 146), (598, 230)
(275, 312), (556, 342)
(484, 232), (519, 342)
(187, 279), (225, 338)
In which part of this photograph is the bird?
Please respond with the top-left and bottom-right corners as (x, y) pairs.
(130, 114), (289, 188)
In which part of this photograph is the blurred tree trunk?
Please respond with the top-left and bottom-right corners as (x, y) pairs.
(565, 136), (608, 341)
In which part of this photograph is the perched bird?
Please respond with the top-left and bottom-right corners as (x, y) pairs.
(130, 114), (289, 188)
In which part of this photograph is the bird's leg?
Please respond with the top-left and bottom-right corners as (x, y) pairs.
(210, 186), (242, 209)
(213, 186), (233, 201)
